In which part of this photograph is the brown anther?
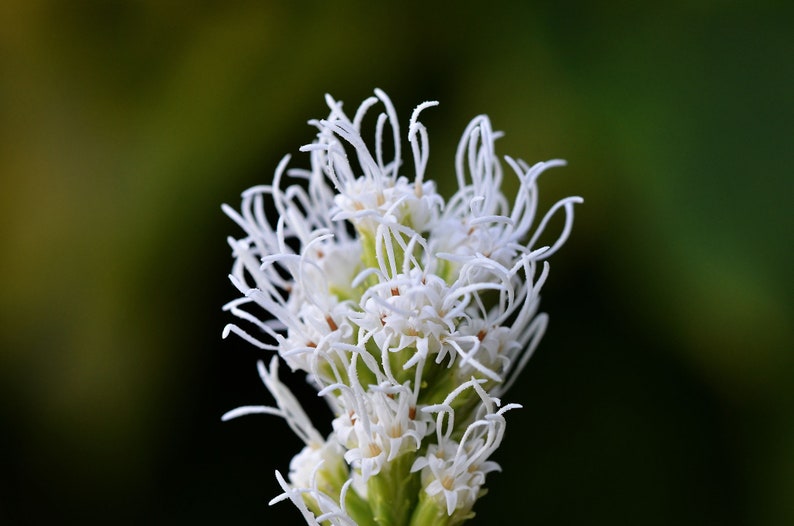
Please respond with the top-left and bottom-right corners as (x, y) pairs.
(349, 410), (357, 425)
(477, 330), (487, 342)
(391, 287), (400, 296)
(409, 406), (416, 420)
(307, 341), (317, 348)
(354, 201), (364, 210)
(387, 393), (395, 400)
(326, 315), (338, 331)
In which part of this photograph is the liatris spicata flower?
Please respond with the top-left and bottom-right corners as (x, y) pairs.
(222, 89), (581, 526)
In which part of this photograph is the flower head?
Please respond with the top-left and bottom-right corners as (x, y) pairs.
(222, 89), (581, 525)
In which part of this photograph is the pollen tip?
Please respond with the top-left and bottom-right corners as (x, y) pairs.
(326, 315), (339, 332)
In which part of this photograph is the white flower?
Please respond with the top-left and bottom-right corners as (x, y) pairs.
(288, 438), (347, 495)
(354, 269), (455, 375)
(222, 89), (581, 525)
(411, 378), (518, 516)
(334, 381), (431, 482)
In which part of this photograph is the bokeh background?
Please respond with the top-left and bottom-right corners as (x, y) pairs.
(1, 1), (792, 524)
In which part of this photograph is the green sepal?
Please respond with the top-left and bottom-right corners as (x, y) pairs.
(344, 485), (377, 526)
(367, 453), (421, 525)
(409, 489), (477, 526)
(408, 490), (451, 526)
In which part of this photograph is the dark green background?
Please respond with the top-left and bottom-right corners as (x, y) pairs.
(1, 1), (791, 524)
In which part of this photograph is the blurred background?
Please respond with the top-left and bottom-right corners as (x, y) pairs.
(1, 1), (792, 524)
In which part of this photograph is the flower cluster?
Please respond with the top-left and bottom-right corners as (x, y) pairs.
(222, 89), (581, 525)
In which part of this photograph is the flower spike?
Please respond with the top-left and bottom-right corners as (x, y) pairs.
(223, 89), (580, 525)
